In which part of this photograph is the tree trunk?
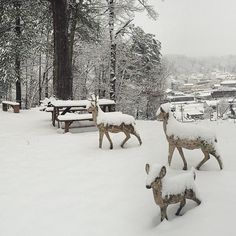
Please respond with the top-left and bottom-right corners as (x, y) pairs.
(51, 0), (73, 100)
(44, 25), (51, 98)
(14, 0), (21, 108)
(108, 0), (116, 103)
(25, 60), (28, 109)
(68, 0), (78, 67)
(38, 51), (42, 104)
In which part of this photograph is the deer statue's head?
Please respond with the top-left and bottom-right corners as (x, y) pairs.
(156, 103), (170, 121)
(145, 163), (166, 189)
(87, 94), (99, 113)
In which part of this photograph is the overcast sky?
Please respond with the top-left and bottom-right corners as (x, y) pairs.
(134, 0), (236, 57)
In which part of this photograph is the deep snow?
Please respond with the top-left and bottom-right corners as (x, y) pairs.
(1, 107), (236, 236)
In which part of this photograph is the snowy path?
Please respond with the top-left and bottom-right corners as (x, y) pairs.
(0, 108), (236, 236)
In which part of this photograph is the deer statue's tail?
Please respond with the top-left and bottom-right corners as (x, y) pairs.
(210, 145), (223, 170)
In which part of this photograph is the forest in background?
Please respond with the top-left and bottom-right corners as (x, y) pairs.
(0, 0), (169, 120)
(165, 55), (236, 75)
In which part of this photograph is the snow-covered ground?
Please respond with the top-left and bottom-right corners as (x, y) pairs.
(1, 107), (236, 236)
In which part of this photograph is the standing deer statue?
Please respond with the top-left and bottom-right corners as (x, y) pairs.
(145, 163), (201, 221)
(156, 103), (223, 170)
(87, 96), (142, 149)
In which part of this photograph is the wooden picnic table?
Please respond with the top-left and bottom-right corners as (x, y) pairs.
(50, 99), (116, 127)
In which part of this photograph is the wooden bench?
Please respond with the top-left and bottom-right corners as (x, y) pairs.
(2, 101), (20, 113)
(57, 113), (93, 133)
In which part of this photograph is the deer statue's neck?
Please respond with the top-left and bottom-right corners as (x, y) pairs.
(163, 112), (177, 137)
(153, 181), (163, 204)
(163, 119), (168, 135)
(92, 108), (98, 123)
(92, 104), (104, 124)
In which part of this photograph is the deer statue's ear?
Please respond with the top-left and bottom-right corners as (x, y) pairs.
(160, 107), (165, 113)
(159, 166), (166, 178)
(90, 94), (95, 101)
(145, 163), (150, 174)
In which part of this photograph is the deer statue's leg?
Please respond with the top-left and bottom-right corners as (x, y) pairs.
(192, 197), (201, 205)
(160, 206), (168, 221)
(99, 130), (104, 148)
(121, 131), (131, 148)
(210, 149), (223, 170)
(196, 149), (210, 170)
(132, 130), (142, 145)
(175, 199), (186, 216)
(168, 144), (175, 167)
(177, 147), (188, 170)
(105, 131), (113, 149)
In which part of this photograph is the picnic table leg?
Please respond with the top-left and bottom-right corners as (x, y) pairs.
(2, 103), (8, 111)
(108, 104), (116, 112)
(13, 105), (20, 113)
(52, 108), (57, 126)
(64, 121), (73, 133)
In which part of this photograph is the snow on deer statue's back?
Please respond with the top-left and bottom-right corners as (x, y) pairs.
(156, 103), (223, 170)
(87, 96), (142, 149)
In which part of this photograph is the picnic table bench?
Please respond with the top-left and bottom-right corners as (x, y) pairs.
(57, 113), (93, 132)
(1, 101), (20, 113)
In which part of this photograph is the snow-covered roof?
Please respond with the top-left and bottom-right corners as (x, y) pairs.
(183, 83), (194, 86)
(196, 92), (211, 97)
(165, 88), (172, 94)
(220, 80), (236, 85)
(205, 100), (219, 106)
(186, 111), (203, 116)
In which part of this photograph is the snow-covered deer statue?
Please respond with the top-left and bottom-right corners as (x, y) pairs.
(145, 163), (201, 221)
(156, 103), (223, 170)
(87, 95), (142, 149)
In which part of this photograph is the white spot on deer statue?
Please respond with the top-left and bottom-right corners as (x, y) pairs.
(156, 103), (223, 170)
(87, 95), (142, 149)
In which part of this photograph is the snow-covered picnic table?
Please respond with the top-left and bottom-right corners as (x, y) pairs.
(49, 99), (116, 131)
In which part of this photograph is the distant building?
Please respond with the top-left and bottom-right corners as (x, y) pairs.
(195, 92), (212, 101)
(220, 80), (236, 88)
(167, 94), (195, 102)
(211, 88), (236, 99)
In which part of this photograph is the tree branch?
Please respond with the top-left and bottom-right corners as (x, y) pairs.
(115, 19), (133, 38)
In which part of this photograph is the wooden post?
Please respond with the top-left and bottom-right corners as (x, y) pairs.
(13, 105), (20, 113)
(2, 103), (8, 111)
